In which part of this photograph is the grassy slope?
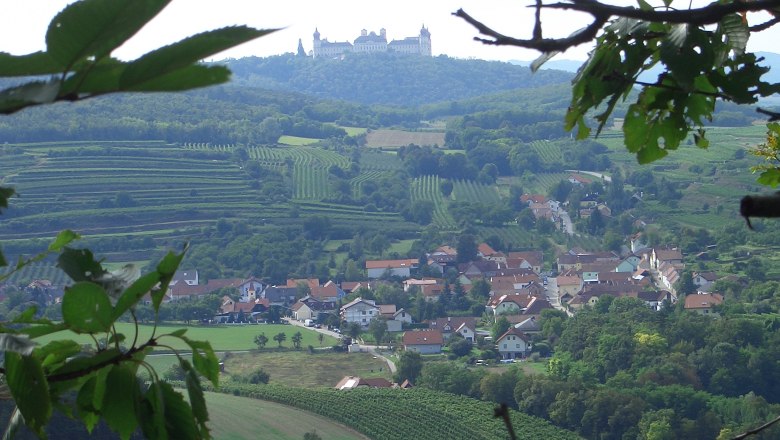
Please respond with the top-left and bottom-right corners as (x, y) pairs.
(205, 392), (368, 440)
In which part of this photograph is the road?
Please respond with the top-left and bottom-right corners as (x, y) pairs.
(545, 277), (573, 317)
(285, 318), (397, 374)
(566, 169), (612, 183)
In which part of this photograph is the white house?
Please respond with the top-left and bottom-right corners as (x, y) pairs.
(496, 328), (532, 360)
(340, 297), (380, 327)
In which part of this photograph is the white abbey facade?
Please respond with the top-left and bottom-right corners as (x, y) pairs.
(312, 26), (431, 58)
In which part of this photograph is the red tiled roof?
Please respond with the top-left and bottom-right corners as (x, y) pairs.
(684, 293), (723, 309)
(403, 329), (444, 346)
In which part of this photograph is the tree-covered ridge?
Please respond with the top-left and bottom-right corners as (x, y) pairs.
(224, 53), (575, 106)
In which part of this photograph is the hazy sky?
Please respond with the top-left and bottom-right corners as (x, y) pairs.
(3, 1), (779, 63)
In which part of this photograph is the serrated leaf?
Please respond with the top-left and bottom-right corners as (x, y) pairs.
(62, 281), (113, 333)
(57, 247), (106, 282)
(4, 353), (51, 437)
(121, 26), (274, 90)
(102, 364), (139, 440)
(48, 230), (80, 252)
(0, 51), (64, 76)
(60, 58), (126, 96)
(46, 0), (172, 67)
(126, 64), (231, 92)
(159, 382), (200, 439)
(113, 271), (161, 320)
(36, 339), (82, 369)
(667, 23), (689, 49)
(0, 80), (61, 114)
(182, 361), (209, 435)
(151, 248), (186, 311)
(0, 334), (36, 355)
(637, 143), (668, 164)
(139, 382), (168, 440)
(178, 336), (219, 386)
(720, 13), (749, 56)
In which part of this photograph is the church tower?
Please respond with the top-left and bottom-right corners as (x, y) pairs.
(313, 28), (321, 58)
(419, 25), (432, 56)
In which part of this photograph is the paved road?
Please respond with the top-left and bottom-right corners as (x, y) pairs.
(285, 318), (397, 374)
(546, 277), (574, 317)
(566, 169), (612, 183)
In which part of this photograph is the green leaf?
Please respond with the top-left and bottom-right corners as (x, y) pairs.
(757, 169), (780, 187)
(151, 248), (186, 311)
(102, 364), (140, 440)
(57, 247), (106, 282)
(0, 334), (35, 355)
(120, 26), (275, 90)
(62, 281), (113, 333)
(182, 360), (209, 435)
(178, 336), (219, 386)
(0, 51), (64, 76)
(159, 381), (200, 439)
(50, 348), (121, 379)
(76, 376), (101, 432)
(720, 13), (749, 56)
(113, 271), (161, 320)
(19, 322), (68, 339)
(60, 58), (126, 96)
(36, 339), (82, 369)
(0, 80), (61, 115)
(93, 366), (112, 411)
(125, 64), (232, 92)
(48, 230), (81, 252)
(4, 353), (51, 436)
(46, 0), (172, 67)
(139, 382), (168, 440)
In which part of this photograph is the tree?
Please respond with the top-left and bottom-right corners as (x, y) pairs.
(492, 316), (511, 340)
(456, 234), (478, 264)
(246, 368), (270, 385)
(255, 332), (269, 349)
(369, 318), (388, 344)
(394, 351), (423, 385)
(273, 332), (287, 348)
(318, 332), (324, 346)
(449, 337), (474, 358)
(0, 2), (273, 436)
(348, 322), (362, 340)
(292, 331), (303, 350)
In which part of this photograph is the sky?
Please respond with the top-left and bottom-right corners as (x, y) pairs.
(3, 1), (779, 63)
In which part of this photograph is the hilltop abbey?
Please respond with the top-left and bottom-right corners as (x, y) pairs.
(309, 26), (431, 58)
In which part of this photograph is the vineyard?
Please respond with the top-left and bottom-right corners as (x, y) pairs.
(410, 175), (458, 230)
(365, 129), (446, 149)
(530, 140), (563, 164)
(451, 179), (501, 204)
(211, 384), (581, 440)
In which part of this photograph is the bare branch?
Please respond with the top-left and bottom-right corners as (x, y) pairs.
(453, 8), (607, 52)
(732, 413), (780, 439)
(456, 0), (780, 53)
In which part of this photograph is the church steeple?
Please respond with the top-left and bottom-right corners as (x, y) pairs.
(313, 27), (320, 41)
(297, 38), (306, 57)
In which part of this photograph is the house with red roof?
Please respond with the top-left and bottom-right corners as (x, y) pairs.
(684, 292), (723, 316)
(402, 329), (444, 354)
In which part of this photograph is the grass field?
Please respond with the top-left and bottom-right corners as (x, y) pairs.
(34, 323), (338, 352)
(222, 351), (391, 388)
(278, 135), (320, 146)
(205, 392), (367, 440)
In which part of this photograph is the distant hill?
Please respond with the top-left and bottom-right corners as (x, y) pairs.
(223, 53), (574, 107)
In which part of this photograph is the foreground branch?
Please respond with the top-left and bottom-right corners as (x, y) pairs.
(456, 0), (780, 53)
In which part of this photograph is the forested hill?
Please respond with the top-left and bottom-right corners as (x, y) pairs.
(222, 53), (574, 106)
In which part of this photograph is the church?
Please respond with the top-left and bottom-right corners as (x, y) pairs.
(310, 26), (431, 58)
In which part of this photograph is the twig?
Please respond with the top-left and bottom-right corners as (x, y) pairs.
(494, 403), (517, 440)
(732, 413), (780, 439)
